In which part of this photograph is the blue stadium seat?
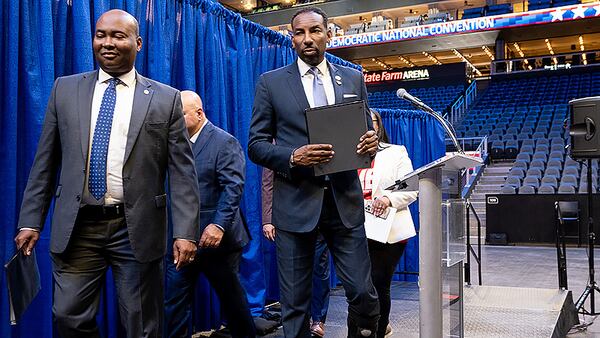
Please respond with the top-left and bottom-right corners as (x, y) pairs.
(501, 185), (517, 194)
(514, 160), (529, 170)
(558, 185), (576, 194)
(526, 168), (543, 179)
(541, 176), (558, 188)
(519, 185), (536, 194)
(545, 167), (561, 178)
(538, 185), (556, 194)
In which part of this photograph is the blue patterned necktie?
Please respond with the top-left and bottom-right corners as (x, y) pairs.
(308, 66), (328, 107)
(89, 77), (120, 200)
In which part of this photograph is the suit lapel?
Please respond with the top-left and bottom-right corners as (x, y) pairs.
(124, 74), (153, 164)
(78, 71), (98, 161)
(286, 63), (310, 112)
(193, 121), (215, 157)
(328, 62), (343, 104)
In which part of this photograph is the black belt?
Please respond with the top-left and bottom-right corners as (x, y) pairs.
(79, 204), (125, 219)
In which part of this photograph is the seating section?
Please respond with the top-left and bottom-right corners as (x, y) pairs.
(528, 0), (552, 10)
(456, 70), (600, 194)
(368, 85), (464, 113)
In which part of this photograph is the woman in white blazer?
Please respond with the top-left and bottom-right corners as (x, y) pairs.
(358, 110), (418, 338)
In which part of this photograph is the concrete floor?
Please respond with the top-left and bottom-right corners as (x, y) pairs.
(199, 244), (600, 337)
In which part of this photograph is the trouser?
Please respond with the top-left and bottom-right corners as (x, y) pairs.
(276, 189), (380, 338)
(164, 247), (256, 338)
(52, 209), (163, 338)
(367, 239), (407, 338)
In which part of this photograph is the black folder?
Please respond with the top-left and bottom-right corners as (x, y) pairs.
(4, 248), (41, 325)
(305, 100), (371, 176)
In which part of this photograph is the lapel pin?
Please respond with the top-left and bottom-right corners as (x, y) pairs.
(335, 75), (341, 81)
(144, 89), (150, 95)
(336, 80), (342, 85)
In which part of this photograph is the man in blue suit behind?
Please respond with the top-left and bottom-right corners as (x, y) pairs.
(165, 91), (255, 338)
(248, 7), (380, 338)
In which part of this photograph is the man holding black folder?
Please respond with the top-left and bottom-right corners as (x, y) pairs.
(248, 7), (380, 338)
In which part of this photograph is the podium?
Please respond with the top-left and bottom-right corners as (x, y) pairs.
(388, 153), (483, 338)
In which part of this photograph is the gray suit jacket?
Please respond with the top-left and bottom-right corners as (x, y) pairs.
(18, 70), (200, 262)
(248, 61), (373, 233)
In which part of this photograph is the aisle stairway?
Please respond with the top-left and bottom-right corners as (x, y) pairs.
(468, 161), (514, 236)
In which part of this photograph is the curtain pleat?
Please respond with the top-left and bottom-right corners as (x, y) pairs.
(0, 1), (443, 336)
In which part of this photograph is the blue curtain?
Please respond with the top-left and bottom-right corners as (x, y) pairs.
(375, 108), (446, 282)
(0, 0), (359, 336)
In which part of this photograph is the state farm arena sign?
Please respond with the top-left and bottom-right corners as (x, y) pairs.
(364, 69), (430, 84)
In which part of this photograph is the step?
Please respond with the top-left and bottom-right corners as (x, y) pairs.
(478, 177), (507, 184)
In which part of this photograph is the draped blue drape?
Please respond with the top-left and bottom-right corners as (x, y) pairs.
(0, 0), (442, 336)
(375, 108), (446, 282)
(0, 0), (357, 337)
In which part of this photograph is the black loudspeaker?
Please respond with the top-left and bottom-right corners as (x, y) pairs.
(569, 97), (600, 159)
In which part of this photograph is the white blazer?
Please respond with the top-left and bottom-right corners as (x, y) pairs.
(369, 143), (418, 243)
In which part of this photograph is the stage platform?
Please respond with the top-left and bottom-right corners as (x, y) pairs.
(198, 245), (600, 337)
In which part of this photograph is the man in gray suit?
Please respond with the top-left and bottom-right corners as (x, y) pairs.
(14, 10), (199, 337)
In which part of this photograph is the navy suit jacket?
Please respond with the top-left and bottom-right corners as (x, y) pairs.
(193, 121), (249, 250)
(248, 61), (373, 233)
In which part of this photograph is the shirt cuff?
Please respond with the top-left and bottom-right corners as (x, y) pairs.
(175, 238), (197, 244)
(212, 224), (225, 232)
(20, 227), (40, 232)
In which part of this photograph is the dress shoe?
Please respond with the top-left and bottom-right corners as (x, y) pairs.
(385, 324), (393, 337)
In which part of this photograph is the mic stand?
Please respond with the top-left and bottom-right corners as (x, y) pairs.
(406, 100), (465, 154)
(574, 158), (600, 315)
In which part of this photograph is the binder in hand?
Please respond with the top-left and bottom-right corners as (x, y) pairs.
(305, 100), (371, 176)
(4, 248), (41, 325)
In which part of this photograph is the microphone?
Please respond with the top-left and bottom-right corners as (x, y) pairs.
(396, 88), (424, 108)
(395, 87), (464, 154)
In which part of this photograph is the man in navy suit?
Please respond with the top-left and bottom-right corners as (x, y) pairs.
(248, 7), (380, 338)
(165, 91), (255, 338)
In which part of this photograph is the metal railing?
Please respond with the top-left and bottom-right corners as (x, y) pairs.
(448, 80), (478, 126)
(465, 200), (483, 285)
(464, 80), (477, 110)
(491, 50), (600, 75)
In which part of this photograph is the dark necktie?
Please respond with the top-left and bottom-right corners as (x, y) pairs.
(88, 78), (120, 200)
(308, 66), (328, 107)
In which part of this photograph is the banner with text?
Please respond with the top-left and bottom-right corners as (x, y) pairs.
(365, 63), (467, 91)
(327, 2), (600, 49)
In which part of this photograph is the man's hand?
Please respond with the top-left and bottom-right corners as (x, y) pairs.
(199, 224), (224, 249)
(357, 130), (378, 156)
(14, 230), (40, 256)
(372, 197), (391, 217)
(173, 239), (197, 270)
(262, 223), (276, 241)
(292, 144), (334, 167)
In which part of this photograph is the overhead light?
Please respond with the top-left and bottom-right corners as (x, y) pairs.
(452, 49), (481, 76)
(242, 0), (254, 10)
(482, 46), (495, 60)
(513, 42), (525, 58)
(398, 56), (415, 67)
(545, 39), (554, 55)
(422, 51), (442, 65)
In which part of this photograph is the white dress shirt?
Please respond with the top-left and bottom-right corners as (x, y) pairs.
(189, 119), (208, 144)
(297, 58), (335, 107)
(82, 68), (137, 205)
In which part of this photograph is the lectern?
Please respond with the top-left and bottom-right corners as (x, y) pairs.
(389, 153), (483, 338)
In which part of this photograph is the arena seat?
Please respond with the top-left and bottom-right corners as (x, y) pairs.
(453, 69), (600, 194)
